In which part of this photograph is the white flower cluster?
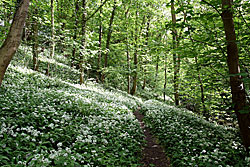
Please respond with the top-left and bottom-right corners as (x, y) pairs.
(0, 64), (144, 166)
(142, 100), (250, 166)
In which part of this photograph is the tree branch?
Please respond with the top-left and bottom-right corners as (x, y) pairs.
(201, 0), (221, 17)
(86, 0), (109, 21)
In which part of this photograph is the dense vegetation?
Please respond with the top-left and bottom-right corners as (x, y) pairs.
(0, 0), (250, 166)
(1, 47), (249, 166)
(0, 52), (144, 166)
(1, 0), (250, 120)
(142, 100), (250, 166)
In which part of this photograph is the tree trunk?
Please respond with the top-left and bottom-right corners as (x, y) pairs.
(164, 53), (167, 101)
(71, 0), (79, 68)
(155, 54), (159, 85)
(221, 0), (250, 150)
(97, 0), (103, 83)
(80, 0), (87, 84)
(32, 8), (39, 71)
(130, 50), (138, 95)
(101, 0), (117, 83)
(125, 6), (130, 94)
(130, 10), (139, 96)
(195, 56), (207, 117)
(142, 67), (146, 90)
(46, 0), (55, 76)
(142, 16), (151, 90)
(127, 46), (130, 94)
(171, 0), (179, 105)
(0, 0), (30, 86)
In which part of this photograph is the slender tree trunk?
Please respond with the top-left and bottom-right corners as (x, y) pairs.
(142, 16), (151, 90)
(71, 0), (79, 68)
(142, 67), (146, 90)
(130, 36), (138, 95)
(171, 0), (179, 105)
(164, 53), (167, 101)
(80, 0), (87, 84)
(125, 6), (130, 94)
(222, 0), (250, 150)
(32, 8), (39, 71)
(97, 0), (103, 83)
(58, 1), (65, 54)
(155, 54), (159, 85)
(46, 0), (55, 76)
(127, 47), (130, 94)
(79, 0), (106, 84)
(101, 0), (117, 82)
(131, 11), (146, 95)
(130, 10), (139, 95)
(130, 49), (138, 95)
(195, 56), (207, 116)
(0, 0), (30, 86)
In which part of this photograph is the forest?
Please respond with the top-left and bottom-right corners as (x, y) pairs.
(0, 0), (250, 166)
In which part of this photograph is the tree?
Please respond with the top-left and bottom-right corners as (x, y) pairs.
(0, 0), (30, 86)
(171, 0), (180, 105)
(97, 0), (103, 83)
(221, 0), (250, 150)
(46, 0), (55, 76)
(130, 9), (139, 95)
(78, 0), (108, 84)
(101, 0), (117, 82)
(125, 5), (131, 94)
(32, 7), (39, 71)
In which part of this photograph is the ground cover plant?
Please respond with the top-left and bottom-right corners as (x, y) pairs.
(0, 64), (144, 166)
(141, 100), (250, 167)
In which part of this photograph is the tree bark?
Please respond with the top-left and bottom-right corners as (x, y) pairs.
(0, 0), (30, 86)
(97, 0), (103, 83)
(130, 49), (138, 95)
(46, 0), (55, 76)
(221, 0), (250, 150)
(71, 0), (79, 68)
(127, 46), (130, 94)
(130, 10), (139, 96)
(142, 16), (151, 90)
(195, 56), (207, 117)
(164, 52), (167, 101)
(101, 0), (117, 83)
(155, 54), (159, 85)
(80, 0), (87, 84)
(142, 68), (146, 90)
(125, 6), (130, 94)
(171, 0), (179, 105)
(32, 8), (39, 71)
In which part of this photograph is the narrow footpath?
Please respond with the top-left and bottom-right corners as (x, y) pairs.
(134, 109), (170, 167)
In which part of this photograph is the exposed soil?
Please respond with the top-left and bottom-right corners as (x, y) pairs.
(134, 110), (170, 167)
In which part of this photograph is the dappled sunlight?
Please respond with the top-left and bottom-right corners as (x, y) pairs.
(0, 63), (144, 166)
(1, 0), (249, 166)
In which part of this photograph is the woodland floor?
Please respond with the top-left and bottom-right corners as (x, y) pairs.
(134, 109), (170, 167)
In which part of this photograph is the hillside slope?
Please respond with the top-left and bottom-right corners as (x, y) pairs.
(141, 100), (250, 166)
(0, 63), (144, 166)
(0, 46), (249, 166)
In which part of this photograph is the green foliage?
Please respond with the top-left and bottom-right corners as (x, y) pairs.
(0, 0), (15, 45)
(1, 0), (250, 165)
(0, 63), (144, 166)
(142, 100), (250, 166)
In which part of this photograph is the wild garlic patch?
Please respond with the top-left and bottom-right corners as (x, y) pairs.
(0, 65), (144, 166)
(142, 100), (250, 166)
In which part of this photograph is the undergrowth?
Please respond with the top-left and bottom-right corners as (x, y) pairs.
(0, 64), (144, 166)
(1, 45), (250, 166)
(141, 100), (250, 166)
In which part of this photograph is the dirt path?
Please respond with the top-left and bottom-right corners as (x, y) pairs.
(134, 110), (170, 167)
